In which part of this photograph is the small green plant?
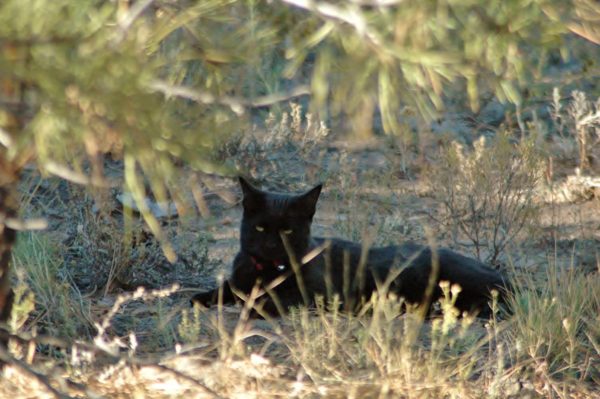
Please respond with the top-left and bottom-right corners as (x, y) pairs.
(8, 276), (35, 335)
(11, 232), (90, 340)
(177, 305), (203, 346)
(427, 132), (544, 263)
(508, 260), (600, 388)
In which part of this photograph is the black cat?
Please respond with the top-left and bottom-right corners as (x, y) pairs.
(191, 177), (510, 316)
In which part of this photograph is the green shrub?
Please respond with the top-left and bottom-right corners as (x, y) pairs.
(427, 132), (544, 263)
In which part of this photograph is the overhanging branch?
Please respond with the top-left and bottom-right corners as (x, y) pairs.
(149, 80), (311, 115)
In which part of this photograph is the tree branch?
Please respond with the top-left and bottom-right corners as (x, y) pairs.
(43, 161), (118, 188)
(281, 0), (383, 48)
(149, 80), (310, 115)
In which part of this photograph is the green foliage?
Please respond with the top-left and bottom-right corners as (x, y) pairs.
(0, 0), (276, 258)
(281, 0), (574, 125)
(0, 0), (583, 167)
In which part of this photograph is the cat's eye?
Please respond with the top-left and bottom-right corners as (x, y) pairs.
(282, 229), (293, 235)
(255, 226), (264, 232)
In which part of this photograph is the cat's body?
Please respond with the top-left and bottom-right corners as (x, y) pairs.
(192, 178), (510, 316)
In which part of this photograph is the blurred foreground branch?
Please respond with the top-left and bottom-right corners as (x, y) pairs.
(149, 80), (310, 115)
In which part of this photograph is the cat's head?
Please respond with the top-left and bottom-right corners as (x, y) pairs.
(238, 176), (322, 263)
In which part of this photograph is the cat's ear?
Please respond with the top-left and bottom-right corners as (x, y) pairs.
(295, 184), (322, 218)
(239, 176), (264, 212)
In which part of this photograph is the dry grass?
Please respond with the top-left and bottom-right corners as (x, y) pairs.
(2, 268), (598, 398)
(1, 102), (600, 398)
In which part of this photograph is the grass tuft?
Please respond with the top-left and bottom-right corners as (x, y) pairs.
(11, 232), (91, 341)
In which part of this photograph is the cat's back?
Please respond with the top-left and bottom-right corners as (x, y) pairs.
(311, 238), (505, 287)
(311, 237), (415, 265)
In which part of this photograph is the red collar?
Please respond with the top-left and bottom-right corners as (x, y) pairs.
(250, 256), (283, 271)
